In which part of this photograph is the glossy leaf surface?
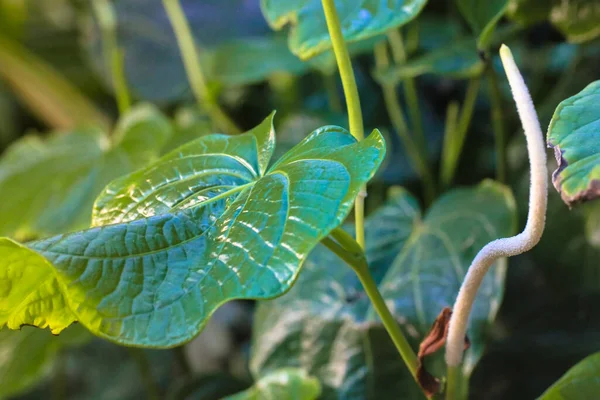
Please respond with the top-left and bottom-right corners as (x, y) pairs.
(0, 104), (172, 239)
(374, 38), (484, 84)
(0, 113), (386, 347)
(261, 0), (428, 59)
(456, 0), (508, 49)
(251, 181), (516, 398)
(547, 80), (600, 206)
(225, 368), (321, 400)
(538, 352), (600, 399)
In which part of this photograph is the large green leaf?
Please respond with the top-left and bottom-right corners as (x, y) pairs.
(0, 325), (91, 399)
(456, 0), (508, 49)
(374, 37), (484, 84)
(508, 0), (600, 43)
(225, 368), (321, 400)
(251, 181), (516, 398)
(538, 352), (600, 399)
(0, 103), (172, 239)
(0, 113), (385, 347)
(261, 0), (428, 59)
(547, 80), (600, 207)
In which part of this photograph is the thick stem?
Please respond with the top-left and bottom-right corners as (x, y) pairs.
(486, 66), (506, 183)
(162, 0), (240, 134)
(322, 228), (420, 380)
(440, 76), (481, 187)
(374, 42), (435, 204)
(321, 0), (366, 247)
(93, 0), (131, 115)
(445, 45), (547, 368)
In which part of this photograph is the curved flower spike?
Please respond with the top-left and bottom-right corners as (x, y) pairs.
(445, 45), (548, 367)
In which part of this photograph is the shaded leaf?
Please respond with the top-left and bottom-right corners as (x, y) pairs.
(251, 181), (516, 398)
(507, 0), (600, 43)
(374, 38), (484, 84)
(261, 0), (428, 59)
(547, 80), (600, 206)
(456, 0), (508, 49)
(0, 32), (109, 130)
(0, 103), (172, 238)
(538, 352), (600, 399)
(82, 0), (307, 102)
(225, 368), (321, 400)
(0, 325), (91, 399)
(0, 113), (385, 347)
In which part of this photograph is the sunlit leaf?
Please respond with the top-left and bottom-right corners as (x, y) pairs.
(0, 103), (172, 238)
(251, 181), (516, 398)
(538, 352), (600, 399)
(0, 112), (385, 347)
(261, 0), (428, 59)
(225, 368), (321, 400)
(547, 80), (600, 207)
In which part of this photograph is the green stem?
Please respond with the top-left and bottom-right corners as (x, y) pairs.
(445, 365), (459, 400)
(323, 71), (342, 113)
(374, 42), (435, 204)
(440, 76), (481, 187)
(323, 228), (420, 380)
(52, 352), (67, 400)
(162, 0), (240, 134)
(321, 0), (366, 248)
(93, 0), (131, 115)
(486, 66), (506, 183)
(387, 29), (427, 159)
(128, 348), (160, 400)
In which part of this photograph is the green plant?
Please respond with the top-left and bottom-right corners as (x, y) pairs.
(2, 1), (600, 399)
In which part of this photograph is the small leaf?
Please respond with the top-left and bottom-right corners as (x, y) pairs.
(251, 181), (516, 398)
(456, 0), (508, 49)
(374, 38), (484, 84)
(547, 80), (600, 207)
(538, 352), (600, 399)
(261, 0), (428, 59)
(0, 113), (385, 347)
(225, 368), (321, 400)
(0, 103), (172, 238)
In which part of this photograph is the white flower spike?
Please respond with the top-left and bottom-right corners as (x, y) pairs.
(445, 45), (548, 367)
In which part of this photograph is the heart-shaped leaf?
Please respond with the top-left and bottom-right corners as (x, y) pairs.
(0, 112), (385, 347)
(456, 0), (508, 49)
(538, 352), (600, 399)
(547, 80), (600, 207)
(251, 181), (516, 398)
(373, 38), (484, 84)
(261, 0), (428, 59)
(225, 368), (321, 400)
(0, 103), (172, 239)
